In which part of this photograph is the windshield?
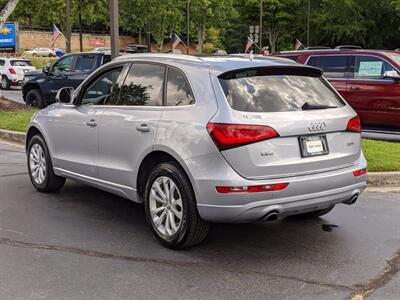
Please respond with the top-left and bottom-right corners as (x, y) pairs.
(219, 70), (345, 112)
(11, 60), (32, 67)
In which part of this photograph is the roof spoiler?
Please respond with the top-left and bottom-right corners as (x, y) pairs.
(219, 65), (323, 80)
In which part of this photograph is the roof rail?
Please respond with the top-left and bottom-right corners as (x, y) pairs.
(335, 45), (362, 50)
(305, 46), (331, 50)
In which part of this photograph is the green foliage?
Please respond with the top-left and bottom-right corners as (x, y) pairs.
(3, 0), (400, 53)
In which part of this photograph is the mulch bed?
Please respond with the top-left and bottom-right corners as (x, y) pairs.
(0, 98), (32, 112)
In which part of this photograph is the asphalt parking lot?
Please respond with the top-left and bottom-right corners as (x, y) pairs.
(0, 141), (399, 299)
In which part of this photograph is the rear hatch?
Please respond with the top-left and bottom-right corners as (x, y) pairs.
(209, 66), (361, 180)
(10, 60), (36, 78)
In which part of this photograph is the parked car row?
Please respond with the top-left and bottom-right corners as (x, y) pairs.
(275, 48), (400, 129)
(26, 54), (367, 249)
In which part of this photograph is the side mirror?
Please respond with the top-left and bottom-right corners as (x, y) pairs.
(56, 87), (74, 104)
(42, 65), (50, 74)
(384, 70), (400, 81)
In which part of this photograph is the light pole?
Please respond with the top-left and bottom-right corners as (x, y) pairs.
(259, 0), (263, 52)
(66, 0), (72, 53)
(307, 0), (310, 47)
(186, 0), (190, 54)
(109, 0), (119, 59)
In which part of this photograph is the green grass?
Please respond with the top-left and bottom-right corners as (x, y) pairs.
(0, 110), (36, 132)
(25, 56), (57, 69)
(0, 110), (399, 172)
(362, 139), (400, 172)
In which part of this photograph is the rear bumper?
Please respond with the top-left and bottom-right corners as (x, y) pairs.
(185, 152), (367, 223)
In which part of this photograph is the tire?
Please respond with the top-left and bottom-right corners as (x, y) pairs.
(293, 206), (334, 219)
(26, 89), (45, 108)
(27, 134), (66, 193)
(144, 162), (209, 249)
(1, 76), (11, 90)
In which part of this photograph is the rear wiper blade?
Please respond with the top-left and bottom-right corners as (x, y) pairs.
(301, 102), (338, 110)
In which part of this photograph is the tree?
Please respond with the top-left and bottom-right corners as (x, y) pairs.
(0, 0), (18, 25)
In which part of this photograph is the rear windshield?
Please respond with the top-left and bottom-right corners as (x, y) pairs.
(219, 69), (345, 112)
(11, 60), (32, 67)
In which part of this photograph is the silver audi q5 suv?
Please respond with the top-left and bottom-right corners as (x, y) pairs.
(26, 54), (367, 249)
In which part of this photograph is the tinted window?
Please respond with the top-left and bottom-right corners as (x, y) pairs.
(81, 68), (122, 105)
(118, 63), (165, 106)
(353, 56), (396, 79)
(219, 69), (345, 113)
(102, 55), (111, 64)
(53, 56), (74, 74)
(307, 56), (349, 78)
(75, 55), (97, 72)
(166, 68), (195, 106)
(0, 60), (5, 66)
(10, 60), (32, 66)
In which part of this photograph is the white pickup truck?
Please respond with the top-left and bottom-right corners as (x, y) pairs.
(0, 58), (36, 90)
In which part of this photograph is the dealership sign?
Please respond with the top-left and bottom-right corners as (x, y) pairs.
(0, 23), (17, 52)
(88, 37), (106, 47)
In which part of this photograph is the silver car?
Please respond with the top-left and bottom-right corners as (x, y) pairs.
(26, 54), (367, 249)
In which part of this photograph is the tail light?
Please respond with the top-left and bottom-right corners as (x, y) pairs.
(216, 183), (289, 194)
(207, 123), (279, 151)
(8, 68), (16, 74)
(347, 116), (361, 133)
(353, 168), (367, 177)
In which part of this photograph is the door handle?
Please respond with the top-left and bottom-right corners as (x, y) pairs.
(350, 86), (362, 91)
(136, 124), (150, 132)
(86, 119), (97, 127)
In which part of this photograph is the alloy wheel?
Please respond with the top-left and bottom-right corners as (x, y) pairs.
(149, 176), (183, 237)
(29, 144), (46, 184)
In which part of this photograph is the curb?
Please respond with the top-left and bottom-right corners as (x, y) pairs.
(1, 129), (400, 187)
(0, 129), (25, 145)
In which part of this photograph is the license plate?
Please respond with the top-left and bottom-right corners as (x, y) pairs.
(299, 135), (329, 157)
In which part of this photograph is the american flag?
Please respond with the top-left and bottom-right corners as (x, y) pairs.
(245, 36), (254, 53)
(294, 39), (304, 50)
(172, 34), (183, 50)
(51, 24), (62, 48)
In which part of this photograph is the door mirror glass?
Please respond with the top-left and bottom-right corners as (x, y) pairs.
(384, 70), (400, 81)
(56, 87), (74, 104)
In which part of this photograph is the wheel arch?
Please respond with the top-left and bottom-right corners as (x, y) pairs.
(22, 83), (42, 102)
(136, 149), (196, 203)
(26, 125), (44, 151)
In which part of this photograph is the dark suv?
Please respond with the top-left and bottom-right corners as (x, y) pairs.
(22, 52), (111, 108)
(275, 49), (400, 130)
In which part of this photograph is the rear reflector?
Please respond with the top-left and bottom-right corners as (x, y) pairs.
(207, 123), (279, 151)
(8, 68), (16, 74)
(216, 183), (289, 194)
(353, 168), (367, 177)
(347, 116), (361, 133)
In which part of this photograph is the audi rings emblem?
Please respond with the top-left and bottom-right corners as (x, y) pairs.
(308, 122), (327, 132)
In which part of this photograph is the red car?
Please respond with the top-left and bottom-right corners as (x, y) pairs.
(275, 48), (400, 129)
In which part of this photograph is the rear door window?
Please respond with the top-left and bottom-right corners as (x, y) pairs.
(75, 55), (97, 72)
(351, 55), (397, 79)
(307, 56), (350, 78)
(219, 68), (345, 113)
(166, 67), (195, 106)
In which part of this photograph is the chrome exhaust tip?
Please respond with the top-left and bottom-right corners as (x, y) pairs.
(344, 194), (359, 205)
(262, 211), (279, 222)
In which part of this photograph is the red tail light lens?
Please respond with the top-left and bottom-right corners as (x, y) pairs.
(347, 116), (361, 133)
(8, 68), (16, 74)
(216, 183), (289, 194)
(207, 123), (279, 151)
(353, 168), (367, 177)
